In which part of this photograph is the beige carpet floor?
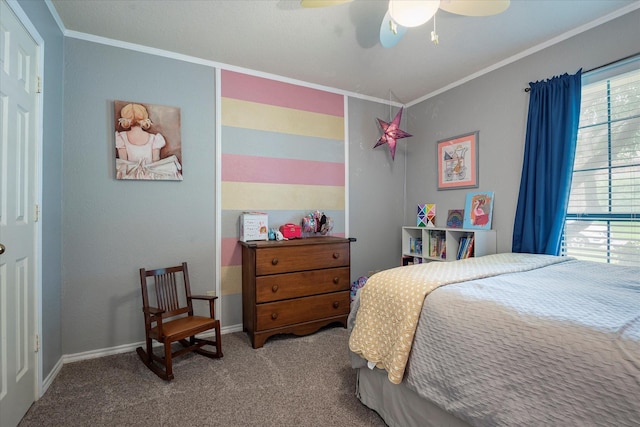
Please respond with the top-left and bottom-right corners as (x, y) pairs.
(19, 326), (386, 427)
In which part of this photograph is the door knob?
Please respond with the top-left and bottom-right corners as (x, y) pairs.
(0, 243), (5, 255)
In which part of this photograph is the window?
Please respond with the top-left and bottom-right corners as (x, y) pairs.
(563, 56), (640, 266)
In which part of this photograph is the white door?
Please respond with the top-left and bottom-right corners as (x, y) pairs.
(0, 0), (39, 425)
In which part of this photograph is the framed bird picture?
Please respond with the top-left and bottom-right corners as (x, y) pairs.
(463, 191), (494, 230)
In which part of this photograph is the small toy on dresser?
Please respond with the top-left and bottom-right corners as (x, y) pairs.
(279, 223), (302, 239)
(302, 210), (334, 236)
(268, 228), (287, 241)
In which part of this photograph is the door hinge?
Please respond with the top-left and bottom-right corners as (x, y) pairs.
(34, 204), (40, 222)
(35, 334), (40, 353)
(36, 76), (42, 93)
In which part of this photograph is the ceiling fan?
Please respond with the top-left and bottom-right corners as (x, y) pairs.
(300, 0), (511, 47)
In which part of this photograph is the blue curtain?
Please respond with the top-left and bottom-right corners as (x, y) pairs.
(512, 70), (582, 255)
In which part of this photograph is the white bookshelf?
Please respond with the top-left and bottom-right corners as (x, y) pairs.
(401, 226), (496, 263)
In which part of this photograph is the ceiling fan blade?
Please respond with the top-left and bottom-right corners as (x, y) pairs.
(439, 0), (510, 16)
(379, 11), (408, 48)
(300, 0), (353, 8)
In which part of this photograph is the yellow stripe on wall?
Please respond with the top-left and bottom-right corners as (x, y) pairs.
(222, 98), (344, 141)
(221, 182), (345, 211)
(221, 265), (242, 296)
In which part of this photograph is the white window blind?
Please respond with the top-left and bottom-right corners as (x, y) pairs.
(563, 56), (640, 266)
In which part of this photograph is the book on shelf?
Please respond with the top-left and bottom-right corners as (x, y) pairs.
(466, 235), (475, 258)
(456, 237), (465, 260)
(409, 237), (423, 255)
(428, 230), (446, 259)
(456, 234), (475, 259)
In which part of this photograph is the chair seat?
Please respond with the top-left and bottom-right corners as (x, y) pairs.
(150, 315), (216, 341)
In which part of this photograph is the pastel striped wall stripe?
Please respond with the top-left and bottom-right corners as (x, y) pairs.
(222, 182), (345, 211)
(221, 126), (344, 163)
(221, 70), (344, 117)
(222, 154), (345, 186)
(222, 97), (344, 141)
(221, 265), (242, 296)
(222, 237), (243, 267)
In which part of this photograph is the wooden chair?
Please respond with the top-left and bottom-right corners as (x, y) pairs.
(136, 262), (222, 380)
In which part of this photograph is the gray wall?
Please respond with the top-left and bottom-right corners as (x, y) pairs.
(16, 0), (64, 380)
(348, 98), (407, 277)
(61, 39), (216, 354)
(405, 10), (640, 254)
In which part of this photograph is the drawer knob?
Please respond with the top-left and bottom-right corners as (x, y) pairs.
(332, 252), (340, 259)
(333, 277), (339, 284)
(333, 301), (340, 309)
(271, 312), (278, 320)
(272, 284), (279, 293)
(271, 258), (279, 265)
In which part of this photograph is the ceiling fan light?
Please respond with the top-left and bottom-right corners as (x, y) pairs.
(389, 0), (441, 28)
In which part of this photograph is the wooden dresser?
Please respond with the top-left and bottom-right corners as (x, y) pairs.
(240, 236), (354, 348)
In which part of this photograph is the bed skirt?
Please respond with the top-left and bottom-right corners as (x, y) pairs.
(355, 367), (471, 427)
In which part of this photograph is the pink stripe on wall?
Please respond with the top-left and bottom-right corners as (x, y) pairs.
(222, 70), (344, 117)
(222, 154), (345, 186)
(222, 237), (242, 267)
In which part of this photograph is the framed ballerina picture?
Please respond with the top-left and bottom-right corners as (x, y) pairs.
(114, 100), (183, 180)
(463, 191), (494, 230)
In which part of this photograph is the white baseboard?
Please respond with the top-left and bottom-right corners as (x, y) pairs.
(40, 323), (244, 397)
(62, 323), (243, 364)
(41, 357), (64, 397)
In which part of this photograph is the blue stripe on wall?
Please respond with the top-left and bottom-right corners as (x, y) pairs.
(221, 126), (344, 163)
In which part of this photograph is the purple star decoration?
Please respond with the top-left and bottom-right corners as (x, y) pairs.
(373, 107), (412, 161)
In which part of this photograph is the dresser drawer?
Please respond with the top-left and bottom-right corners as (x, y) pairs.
(256, 267), (350, 303)
(256, 291), (350, 331)
(255, 242), (349, 276)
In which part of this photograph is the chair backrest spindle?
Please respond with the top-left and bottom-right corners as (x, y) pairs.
(154, 272), (180, 312)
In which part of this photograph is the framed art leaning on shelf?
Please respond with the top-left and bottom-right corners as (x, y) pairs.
(463, 191), (494, 230)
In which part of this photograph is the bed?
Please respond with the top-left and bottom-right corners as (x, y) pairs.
(347, 253), (640, 427)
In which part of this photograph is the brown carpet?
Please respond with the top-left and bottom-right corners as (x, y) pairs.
(19, 326), (386, 427)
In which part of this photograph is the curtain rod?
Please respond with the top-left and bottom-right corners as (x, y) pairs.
(524, 52), (640, 92)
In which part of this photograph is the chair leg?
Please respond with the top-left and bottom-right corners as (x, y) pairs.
(146, 337), (154, 361)
(164, 341), (174, 380)
(215, 321), (223, 358)
(136, 338), (174, 381)
(193, 322), (223, 359)
(137, 328), (222, 380)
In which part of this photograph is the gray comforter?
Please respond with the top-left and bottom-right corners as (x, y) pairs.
(349, 258), (640, 426)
